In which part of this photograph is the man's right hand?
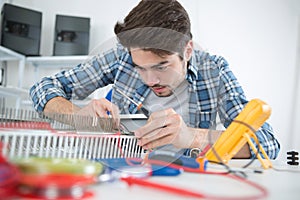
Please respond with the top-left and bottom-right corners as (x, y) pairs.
(44, 97), (120, 128)
(74, 98), (120, 131)
(75, 98), (120, 121)
(45, 97), (119, 118)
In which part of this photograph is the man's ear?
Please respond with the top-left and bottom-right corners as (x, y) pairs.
(184, 40), (193, 61)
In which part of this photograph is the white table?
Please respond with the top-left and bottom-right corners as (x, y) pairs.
(89, 160), (300, 200)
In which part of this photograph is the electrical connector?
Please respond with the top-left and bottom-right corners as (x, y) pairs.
(287, 151), (299, 166)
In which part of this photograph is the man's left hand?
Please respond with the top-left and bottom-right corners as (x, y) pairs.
(134, 108), (197, 149)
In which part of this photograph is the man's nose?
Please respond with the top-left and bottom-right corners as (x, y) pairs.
(144, 71), (160, 86)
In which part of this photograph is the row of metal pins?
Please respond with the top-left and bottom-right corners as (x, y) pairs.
(0, 131), (143, 159)
(0, 107), (122, 134)
(0, 107), (143, 160)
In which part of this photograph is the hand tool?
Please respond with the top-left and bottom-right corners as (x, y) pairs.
(113, 85), (150, 118)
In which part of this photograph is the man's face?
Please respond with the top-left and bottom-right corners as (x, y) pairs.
(130, 48), (187, 97)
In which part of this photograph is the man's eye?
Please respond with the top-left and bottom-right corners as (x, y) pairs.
(155, 66), (168, 71)
(136, 66), (146, 71)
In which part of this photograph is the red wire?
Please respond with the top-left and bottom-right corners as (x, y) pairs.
(121, 176), (205, 198)
(124, 157), (268, 200)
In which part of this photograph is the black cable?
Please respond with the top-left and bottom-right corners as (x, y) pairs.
(231, 119), (260, 169)
(271, 166), (300, 173)
(207, 118), (264, 177)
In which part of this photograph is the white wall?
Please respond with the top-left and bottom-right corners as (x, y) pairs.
(290, 17), (300, 154)
(2, 0), (300, 159)
(191, 0), (300, 159)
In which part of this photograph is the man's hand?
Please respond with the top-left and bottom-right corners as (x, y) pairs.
(76, 98), (120, 119)
(75, 98), (120, 127)
(134, 108), (197, 149)
(44, 97), (120, 129)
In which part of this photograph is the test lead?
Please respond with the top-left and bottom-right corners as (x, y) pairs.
(113, 85), (150, 118)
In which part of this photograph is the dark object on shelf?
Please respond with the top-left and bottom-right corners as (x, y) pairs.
(53, 15), (90, 56)
(287, 150), (299, 166)
(1, 4), (42, 56)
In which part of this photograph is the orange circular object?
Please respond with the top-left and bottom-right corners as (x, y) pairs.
(18, 174), (95, 199)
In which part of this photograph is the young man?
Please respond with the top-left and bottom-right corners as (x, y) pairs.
(30, 0), (280, 159)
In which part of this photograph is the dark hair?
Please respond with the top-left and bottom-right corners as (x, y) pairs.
(114, 0), (192, 57)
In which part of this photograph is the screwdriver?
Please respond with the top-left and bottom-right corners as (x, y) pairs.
(113, 86), (150, 118)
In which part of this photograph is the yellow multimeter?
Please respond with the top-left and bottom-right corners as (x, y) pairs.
(205, 99), (273, 169)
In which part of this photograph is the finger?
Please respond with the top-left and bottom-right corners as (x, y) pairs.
(134, 111), (178, 138)
(134, 117), (167, 138)
(138, 123), (179, 146)
(81, 98), (119, 129)
(86, 99), (108, 117)
(92, 98), (117, 117)
(148, 108), (176, 121)
(140, 134), (176, 150)
(138, 126), (170, 146)
(94, 98), (120, 124)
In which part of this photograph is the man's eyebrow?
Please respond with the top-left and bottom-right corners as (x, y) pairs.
(150, 61), (169, 69)
(132, 60), (169, 69)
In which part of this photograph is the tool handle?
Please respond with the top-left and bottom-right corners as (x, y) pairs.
(140, 106), (150, 118)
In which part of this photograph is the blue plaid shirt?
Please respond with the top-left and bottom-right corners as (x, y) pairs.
(30, 43), (280, 159)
